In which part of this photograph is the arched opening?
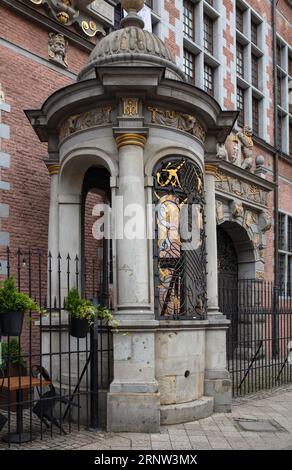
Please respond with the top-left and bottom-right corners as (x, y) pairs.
(81, 167), (111, 305)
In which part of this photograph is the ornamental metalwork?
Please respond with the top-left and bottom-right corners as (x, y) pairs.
(153, 157), (207, 320)
(148, 107), (206, 143)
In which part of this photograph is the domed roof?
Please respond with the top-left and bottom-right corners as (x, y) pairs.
(78, 3), (185, 82)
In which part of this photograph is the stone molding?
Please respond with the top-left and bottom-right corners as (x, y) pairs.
(115, 133), (147, 150)
(46, 163), (61, 175)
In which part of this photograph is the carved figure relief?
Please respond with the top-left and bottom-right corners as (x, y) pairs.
(59, 106), (113, 140)
(216, 201), (224, 224)
(148, 107), (206, 143)
(244, 210), (258, 229)
(237, 126), (254, 171)
(231, 200), (244, 219)
(216, 143), (228, 161)
(48, 32), (68, 68)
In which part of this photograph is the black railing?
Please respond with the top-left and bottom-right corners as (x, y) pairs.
(219, 278), (292, 397)
(0, 248), (113, 448)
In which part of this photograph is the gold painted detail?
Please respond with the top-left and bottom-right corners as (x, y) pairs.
(116, 133), (147, 149)
(215, 169), (268, 207)
(256, 271), (265, 281)
(57, 11), (70, 24)
(123, 98), (139, 116)
(81, 20), (99, 37)
(47, 164), (60, 176)
(205, 164), (218, 176)
(60, 106), (112, 140)
(148, 106), (206, 143)
(30, 0), (43, 4)
(157, 161), (185, 188)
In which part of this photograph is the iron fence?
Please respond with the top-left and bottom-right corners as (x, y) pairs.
(0, 248), (113, 447)
(219, 278), (292, 397)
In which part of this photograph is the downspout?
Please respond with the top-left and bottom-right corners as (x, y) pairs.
(272, 0), (279, 286)
(272, 0), (279, 357)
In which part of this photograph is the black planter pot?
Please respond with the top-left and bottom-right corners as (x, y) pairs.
(69, 316), (89, 338)
(0, 311), (24, 336)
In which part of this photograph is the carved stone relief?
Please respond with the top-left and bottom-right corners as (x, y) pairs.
(215, 169), (269, 207)
(231, 200), (244, 219)
(48, 32), (68, 68)
(216, 201), (224, 224)
(59, 106), (112, 140)
(221, 127), (257, 173)
(148, 107), (206, 143)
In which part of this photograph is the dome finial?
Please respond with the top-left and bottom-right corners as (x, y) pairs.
(120, 0), (145, 29)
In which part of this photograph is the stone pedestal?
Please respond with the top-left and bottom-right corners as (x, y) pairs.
(107, 323), (160, 432)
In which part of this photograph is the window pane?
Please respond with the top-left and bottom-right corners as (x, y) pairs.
(203, 15), (213, 54)
(277, 43), (282, 67)
(204, 63), (214, 95)
(184, 49), (195, 82)
(183, 0), (194, 39)
(251, 20), (258, 45)
(288, 216), (292, 253)
(277, 76), (282, 106)
(252, 54), (259, 88)
(278, 212), (286, 251)
(252, 97), (259, 136)
(278, 253), (286, 290)
(236, 7), (244, 33)
(236, 42), (244, 77)
(237, 87), (244, 127)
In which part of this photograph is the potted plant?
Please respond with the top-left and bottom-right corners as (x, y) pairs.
(0, 278), (41, 337)
(65, 289), (120, 338)
(65, 288), (96, 339)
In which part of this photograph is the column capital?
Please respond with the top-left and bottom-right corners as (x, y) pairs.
(115, 133), (147, 150)
(205, 163), (218, 176)
(46, 163), (60, 176)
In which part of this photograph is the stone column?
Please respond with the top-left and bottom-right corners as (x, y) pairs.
(115, 133), (151, 319)
(107, 132), (160, 433)
(204, 163), (232, 412)
(46, 163), (60, 304)
(205, 164), (220, 315)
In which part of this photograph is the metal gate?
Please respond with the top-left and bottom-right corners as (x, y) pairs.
(0, 248), (113, 447)
(219, 278), (292, 397)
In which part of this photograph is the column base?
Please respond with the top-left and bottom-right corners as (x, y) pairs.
(204, 370), (232, 413)
(160, 397), (214, 425)
(107, 391), (160, 433)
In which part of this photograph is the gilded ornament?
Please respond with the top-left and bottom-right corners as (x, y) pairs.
(256, 271), (265, 280)
(81, 20), (98, 37)
(57, 11), (70, 24)
(30, 0), (43, 4)
(123, 98), (139, 116)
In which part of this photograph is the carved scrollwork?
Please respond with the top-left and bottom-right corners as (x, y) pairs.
(59, 106), (113, 140)
(148, 107), (206, 143)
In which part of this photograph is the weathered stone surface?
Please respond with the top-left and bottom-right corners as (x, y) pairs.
(160, 397), (214, 425)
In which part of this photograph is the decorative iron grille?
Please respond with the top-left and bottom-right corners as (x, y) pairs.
(153, 157), (207, 320)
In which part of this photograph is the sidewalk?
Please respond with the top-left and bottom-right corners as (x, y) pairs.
(3, 385), (292, 450)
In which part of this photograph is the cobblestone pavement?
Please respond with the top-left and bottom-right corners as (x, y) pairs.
(1, 385), (292, 450)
